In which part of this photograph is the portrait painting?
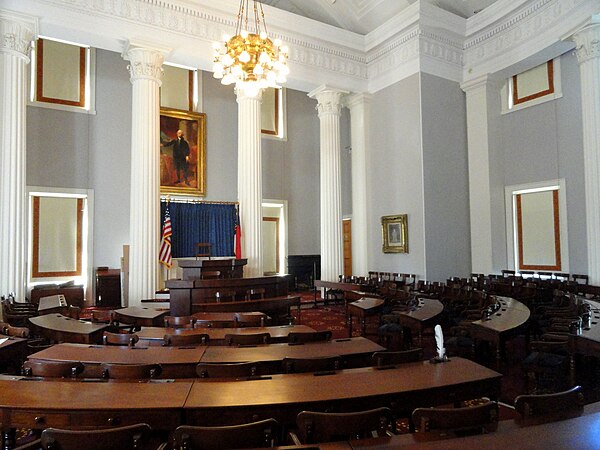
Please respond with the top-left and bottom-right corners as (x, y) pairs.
(159, 108), (206, 196)
(382, 214), (408, 253)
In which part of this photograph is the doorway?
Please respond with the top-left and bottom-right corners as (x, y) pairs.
(343, 218), (352, 276)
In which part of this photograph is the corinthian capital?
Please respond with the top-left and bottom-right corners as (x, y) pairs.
(571, 23), (600, 65)
(308, 85), (349, 117)
(0, 10), (38, 61)
(122, 39), (171, 85)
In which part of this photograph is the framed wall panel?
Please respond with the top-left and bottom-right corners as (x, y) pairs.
(512, 60), (554, 106)
(161, 65), (194, 111)
(261, 87), (280, 136)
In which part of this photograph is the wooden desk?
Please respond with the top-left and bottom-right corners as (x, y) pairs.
(137, 324), (316, 346)
(200, 337), (384, 370)
(393, 297), (444, 345)
(191, 311), (268, 327)
(346, 297), (385, 337)
(167, 275), (290, 316)
(469, 296), (530, 369)
(569, 298), (600, 358)
(0, 378), (192, 447)
(28, 314), (109, 344)
(113, 306), (170, 327)
(27, 343), (206, 378)
(314, 280), (372, 307)
(178, 258), (247, 280)
(29, 285), (85, 308)
(192, 295), (301, 324)
(0, 337), (28, 372)
(184, 358), (501, 428)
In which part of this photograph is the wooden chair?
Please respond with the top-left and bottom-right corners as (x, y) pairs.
(233, 312), (269, 327)
(287, 330), (332, 344)
(102, 331), (139, 347)
(514, 385), (585, 426)
(195, 242), (212, 260)
(18, 423), (153, 450)
(224, 332), (270, 346)
(1, 324), (30, 338)
(572, 274), (589, 285)
(411, 400), (499, 435)
(164, 315), (196, 329)
(522, 339), (571, 393)
(282, 356), (342, 374)
(245, 288), (266, 300)
(100, 363), (162, 379)
(163, 333), (209, 346)
(215, 290), (236, 302)
(372, 348), (424, 366)
(22, 360), (84, 378)
(196, 362), (269, 379)
(289, 407), (393, 444)
(170, 419), (279, 449)
(193, 319), (234, 329)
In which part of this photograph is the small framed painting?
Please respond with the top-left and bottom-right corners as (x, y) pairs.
(382, 214), (408, 253)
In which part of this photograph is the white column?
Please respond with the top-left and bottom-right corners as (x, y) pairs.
(346, 93), (371, 277)
(122, 41), (168, 306)
(308, 86), (348, 282)
(572, 23), (600, 284)
(461, 75), (497, 275)
(0, 11), (37, 305)
(236, 87), (264, 278)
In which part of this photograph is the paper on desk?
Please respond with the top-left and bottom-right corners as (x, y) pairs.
(434, 325), (445, 359)
(0, 338), (8, 345)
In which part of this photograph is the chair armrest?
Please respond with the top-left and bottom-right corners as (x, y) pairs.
(287, 430), (303, 446)
(14, 439), (41, 450)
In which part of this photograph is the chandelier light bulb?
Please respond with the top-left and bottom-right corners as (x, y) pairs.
(273, 38), (282, 47)
(259, 52), (270, 64)
(259, 31), (267, 39)
(239, 50), (251, 63)
(280, 45), (289, 54)
(241, 29), (249, 39)
(213, 71), (224, 79)
(222, 54), (234, 66)
(222, 34), (231, 42)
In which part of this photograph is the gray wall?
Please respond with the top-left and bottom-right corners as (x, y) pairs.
(368, 74), (426, 278)
(494, 51), (586, 274)
(421, 73), (471, 281)
(27, 48), (330, 275)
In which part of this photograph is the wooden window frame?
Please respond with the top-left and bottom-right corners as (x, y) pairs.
(261, 87), (280, 136)
(35, 38), (87, 108)
(512, 60), (554, 106)
(262, 216), (280, 274)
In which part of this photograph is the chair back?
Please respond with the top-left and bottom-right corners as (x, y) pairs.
(163, 333), (209, 346)
(372, 348), (423, 366)
(100, 363), (162, 379)
(193, 319), (234, 329)
(287, 330), (332, 344)
(514, 385), (585, 426)
(23, 360), (84, 378)
(196, 362), (268, 379)
(215, 290), (237, 302)
(225, 332), (270, 346)
(282, 356), (342, 374)
(2, 324), (30, 338)
(245, 288), (266, 300)
(40, 423), (152, 450)
(172, 419), (279, 449)
(411, 401), (499, 435)
(233, 313), (268, 327)
(164, 315), (196, 329)
(294, 407), (392, 444)
(102, 331), (139, 347)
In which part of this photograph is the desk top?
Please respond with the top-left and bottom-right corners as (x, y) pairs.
(114, 306), (170, 320)
(314, 280), (367, 291)
(200, 337), (385, 363)
(192, 311), (268, 322)
(137, 325), (315, 343)
(0, 336), (27, 350)
(29, 314), (109, 336)
(348, 297), (385, 311)
(184, 357), (501, 409)
(470, 296), (530, 334)
(0, 379), (193, 411)
(398, 298), (444, 322)
(28, 342), (206, 365)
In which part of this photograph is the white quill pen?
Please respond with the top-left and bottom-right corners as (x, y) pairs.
(434, 324), (445, 359)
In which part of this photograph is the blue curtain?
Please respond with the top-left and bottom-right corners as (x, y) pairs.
(160, 202), (236, 258)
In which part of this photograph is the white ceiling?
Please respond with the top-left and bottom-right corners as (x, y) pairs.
(261, 0), (499, 34)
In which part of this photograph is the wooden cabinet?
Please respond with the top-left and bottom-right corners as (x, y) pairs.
(95, 268), (121, 307)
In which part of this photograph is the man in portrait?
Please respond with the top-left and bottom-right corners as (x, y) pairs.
(161, 129), (190, 185)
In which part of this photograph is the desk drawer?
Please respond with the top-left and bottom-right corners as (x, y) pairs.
(10, 410), (70, 428)
(73, 409), (181, 429)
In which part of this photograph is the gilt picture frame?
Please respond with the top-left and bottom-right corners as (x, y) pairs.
(159, 108), (206, 196)
(382, 214), (408, 253)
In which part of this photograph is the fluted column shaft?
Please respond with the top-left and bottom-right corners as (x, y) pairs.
(0, 11), (37, 305)
(236, 88), (263, 278)
(309, 86), (347, 282)
(572, 23), (600, 284)
(123, 42), (167, 306)
(346, 93), (371, 277)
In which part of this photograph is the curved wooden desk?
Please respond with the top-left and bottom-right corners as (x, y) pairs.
(391, 297), (444, 345)
(191, 295), (301, 324)
(29, 314), (110, 344)
(113, 306), (170, 327)
(137, 324), (316, 346)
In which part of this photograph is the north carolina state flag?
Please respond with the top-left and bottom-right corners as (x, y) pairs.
(234, 206), (242, 259)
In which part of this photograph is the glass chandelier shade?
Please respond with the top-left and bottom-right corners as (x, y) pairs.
(212, 0), (289, 94)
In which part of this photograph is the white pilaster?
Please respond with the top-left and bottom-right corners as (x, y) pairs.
(572, 23), (600, 284)
(0, 11), (37, 305)
(346, 93), (371, 277)
(236, 87), (264, 278)
(122, 40), (168, 306)
(308, 86), (348, 283)
(461, 75), (496, 275)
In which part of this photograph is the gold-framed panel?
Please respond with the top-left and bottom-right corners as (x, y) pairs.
(159, 108), (206, 196)
(261, 87), (280, 136)
(382, 214), (408, 254)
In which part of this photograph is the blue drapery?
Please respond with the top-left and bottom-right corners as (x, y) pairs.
(160, 201), (237, 258)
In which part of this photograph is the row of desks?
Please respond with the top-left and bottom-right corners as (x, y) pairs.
(0, 358), (501, 434)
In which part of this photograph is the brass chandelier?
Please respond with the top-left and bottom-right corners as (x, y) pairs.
(212, 0), (289, 94)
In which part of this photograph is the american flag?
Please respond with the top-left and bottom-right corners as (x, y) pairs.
(159, 207), (173, 268)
